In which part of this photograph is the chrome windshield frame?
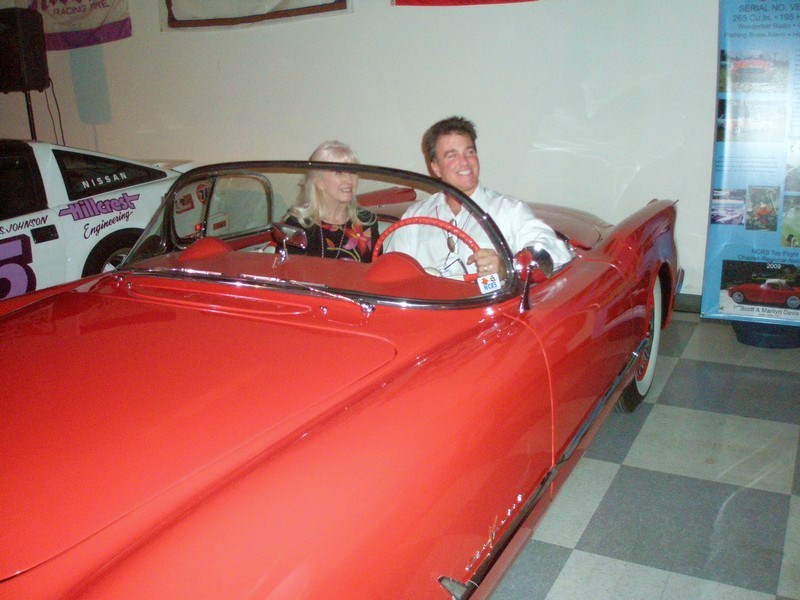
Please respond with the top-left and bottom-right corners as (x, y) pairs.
(121, 161), (527, 310)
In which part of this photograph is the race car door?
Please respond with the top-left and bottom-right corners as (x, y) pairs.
(0, 146), (67, 300)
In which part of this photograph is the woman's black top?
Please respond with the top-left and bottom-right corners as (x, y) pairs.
(284, 210), (379, 262)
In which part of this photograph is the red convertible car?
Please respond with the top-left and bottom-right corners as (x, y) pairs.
(0, 162), (680, 599)
(728, 278), (800, 309)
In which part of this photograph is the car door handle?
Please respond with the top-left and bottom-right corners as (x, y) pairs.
(31, 225), (59, 243)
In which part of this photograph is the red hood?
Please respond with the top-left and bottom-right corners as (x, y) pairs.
(0, 276), (397, 580)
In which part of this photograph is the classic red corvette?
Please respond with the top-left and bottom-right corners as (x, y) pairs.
(0, 162), (681, 599)
(728, 278), (800, 309)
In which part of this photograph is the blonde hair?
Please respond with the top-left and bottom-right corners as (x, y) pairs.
(289, 141), (367, 228)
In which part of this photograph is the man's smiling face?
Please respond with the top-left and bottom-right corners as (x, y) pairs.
(430, 132), (480, 196)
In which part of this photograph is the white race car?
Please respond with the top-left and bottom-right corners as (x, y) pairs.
(0, 140), (191, 300)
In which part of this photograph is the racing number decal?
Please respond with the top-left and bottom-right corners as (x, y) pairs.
(0, 235), (37, 300)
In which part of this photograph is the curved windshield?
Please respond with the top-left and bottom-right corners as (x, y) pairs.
(123, 162), (516, 307)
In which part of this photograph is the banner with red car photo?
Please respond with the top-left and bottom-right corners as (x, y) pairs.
(701, 0), (800, 326)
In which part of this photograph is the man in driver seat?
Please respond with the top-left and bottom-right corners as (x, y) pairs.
(385, 116), (571, 278)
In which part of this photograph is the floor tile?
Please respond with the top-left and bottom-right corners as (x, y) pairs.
(683, 319), (748, 364)
(532, 458), (619, 548)
(659, 358), (800, 425)
(644, 354), (678, 405)
(545, 551), (776, 600)
(671, 311), (701, 323)
(742, 345), (800, 374)
(684, 319), (800, 372)
(660, 319), (698, 358)
(624, 404), (797, 494)
(779, 496), (800, 599)
(490, 540), (572, 600)
(585, 404), (651, 464)
(576, 466), (789, 594)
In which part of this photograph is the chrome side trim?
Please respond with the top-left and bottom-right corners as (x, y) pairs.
(438, 337), (647, 599)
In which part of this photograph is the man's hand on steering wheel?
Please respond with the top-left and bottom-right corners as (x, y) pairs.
(468, 249), (501, 276)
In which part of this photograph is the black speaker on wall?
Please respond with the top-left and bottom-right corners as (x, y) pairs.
(0, 8), (50, 94)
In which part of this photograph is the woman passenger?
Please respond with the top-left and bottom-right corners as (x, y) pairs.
(285, 141), (379, 262)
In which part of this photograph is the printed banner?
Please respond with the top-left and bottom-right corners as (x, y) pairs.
(701, 0), (800, 326)
(165, 0), (346, 27)
(394, 1), (534, 5)
(29, 0), (131, 51)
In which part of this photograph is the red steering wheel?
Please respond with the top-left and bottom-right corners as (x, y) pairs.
(372, 216), (481, 265)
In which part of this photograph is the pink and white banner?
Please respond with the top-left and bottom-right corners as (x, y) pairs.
(29, 0), (131, 51)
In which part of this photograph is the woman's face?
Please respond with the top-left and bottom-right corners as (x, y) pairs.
(316, 169), (358, 207)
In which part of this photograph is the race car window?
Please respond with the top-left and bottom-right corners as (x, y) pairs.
(53, 150), (168, 201)
(0, 152), (47, 220)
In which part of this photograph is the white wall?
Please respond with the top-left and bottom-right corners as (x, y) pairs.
(0, 0), (719, 295)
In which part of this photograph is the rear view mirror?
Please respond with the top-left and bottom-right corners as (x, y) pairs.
(514, 246), (554, 311)
(271, 223), (307, 260)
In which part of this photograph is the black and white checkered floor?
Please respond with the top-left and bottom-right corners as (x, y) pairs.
(492, 312), (800, 600)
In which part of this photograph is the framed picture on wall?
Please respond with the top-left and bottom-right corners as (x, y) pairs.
(165, 1), (347, 28)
